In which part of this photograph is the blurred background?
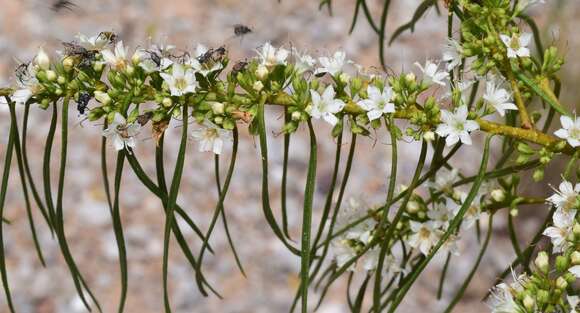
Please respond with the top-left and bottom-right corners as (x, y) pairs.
(0, 0), (578, 312)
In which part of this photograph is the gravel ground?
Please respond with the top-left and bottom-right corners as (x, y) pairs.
(0, 0), (578, 312)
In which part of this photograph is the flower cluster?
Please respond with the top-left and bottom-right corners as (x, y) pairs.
(488, 179), (580, 313)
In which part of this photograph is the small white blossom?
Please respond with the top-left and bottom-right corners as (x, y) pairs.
(361, 248), (380, 271)
(337, 197), (377, 244)
(307, 85), (345, 126)
(427, 201), (456, 229)
(441, 234), (460, 256)
(428, 168), (459, 193)
(483, 78), (518, 116)
(487, 283), (523, 313)
(292, 48), (316, 74)
(408, 220), (442, 256)
(331, 239), (357, 270)
(76, 33), (109, 51)
(436, 105), (479, 146)
(554, 115), (580, 147)
(188, 44), (224, 76)
(102, 113), (141, 151)
(415, 60), (449, 86)
(190, 120), (232, 155)
(0, 63), (39, 106)
(256, 42), (289, 67)
(160, 63), (198, 97)
(357, 85), (395, 121)
(101, 41), (129, 71)
(460, 194), (484, 230)
(315, 50), (346, 76)
(547, 180), (579, 221)
(500, 33), (532, 59)
(543, 210), (574, 253)
(442, 39), (462, 71)
(569, 265), (580, 278)
(134, 44), (174, 73)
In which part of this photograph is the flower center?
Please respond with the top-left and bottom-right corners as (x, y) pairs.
(569, 126), (580, 139)
(205, 128), (218, 139)
(509, 36), (520, 50)
(175, 77), (188, 91)
(419, 227), (431, 240)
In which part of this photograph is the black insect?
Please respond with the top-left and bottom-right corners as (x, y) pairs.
(76, 92), (91, 115)
(15, 62), (31, 85)
(51, 0), (77, 12)
(62, 42), (97, 67)
(137, 112), (153, 126)
(231, 60), (248, 76)
(97, 31), (118, 44)
(233, 24), (252, 37)
(197, 49), (214, 64)
(212, 46), (226, 61)
(145, 50), (162, 67)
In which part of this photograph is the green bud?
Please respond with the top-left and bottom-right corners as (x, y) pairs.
(532, 168), (544, 182)
(555, 255), (569, 272)
(162, 97), (173, 108)
(555, 276), (568, 290)
(534, 251), (549, 273)
(571, 251), (580, 265)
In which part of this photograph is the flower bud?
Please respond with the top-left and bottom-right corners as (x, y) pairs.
(214, 116), (223, 125)
(405, 73), (416, 84)
(125, 65), (135, 76)
(534, 251), (549, 273)
(93, 62), (104, 72)
(291, 111), (301, 121)
(536, 290), (549, 304)
(57, 76), (66, 85)
(555, 276), (568, 290)
(406, 201), (420, 214)
(423, 131), (435, 142)
(45, 70), (57, 82)
(253, 81), (264, 92)
(132, 50), (144, 65)
(162, 97), (173, 108)
(555, 255), (569, 272)
(210, 101), (225, 115)
(491, 189), (505, 202)
(339, 73), (350, 84)
(255, 65), (269, 80)
(62, 57), (75, 72)
(35, 47), (50, 70)
(523, 295), (535, 311)
(571, 251), (580, 265)
(94, 91), (111, 105)
(573, 223), (580, 236)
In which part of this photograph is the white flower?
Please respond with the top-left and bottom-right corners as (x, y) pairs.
(190, 120), (232, 155)
(357, 85), (395, 121)
(460, 195), (484, 230)
(160, 63), (198, 97)
(337, 197), (377, 244)
(568, 295), (580, 313)
(442, 39), (462, 71)
(331, 238), (357, 270)
(382, 254), (404, 276)
(569, 265), (580, 278)
(427, 201), (456, 229)
(487, 283), (523, 313)
(415, 60), (449, 86)
(256, 42), (289, 67)
(436, 105), (479, 146)
(483, 78), (518, 116)
(554, 115), (580, 147)
(0, 63), (39, 106)
(307, 85), (345, 126)
(500, 33), (532, 59)
(547, 180), (579, 220)
(102, 113), (141, 151)
(408, 221), (442, 256)
(542, 209), (574, 253)
(292, 48), (316, 74)
(187, 44), (224, 76)
(134, 44), (174, 73)
(441, 234), (460, 256)
(34, 47), (50, 70)
(361, 248), (380, 271)
(315, 50), (346, 76)
(76, 33), (109, 51)
(101, 41), (129, 71)
(428, 168), (458, 193)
